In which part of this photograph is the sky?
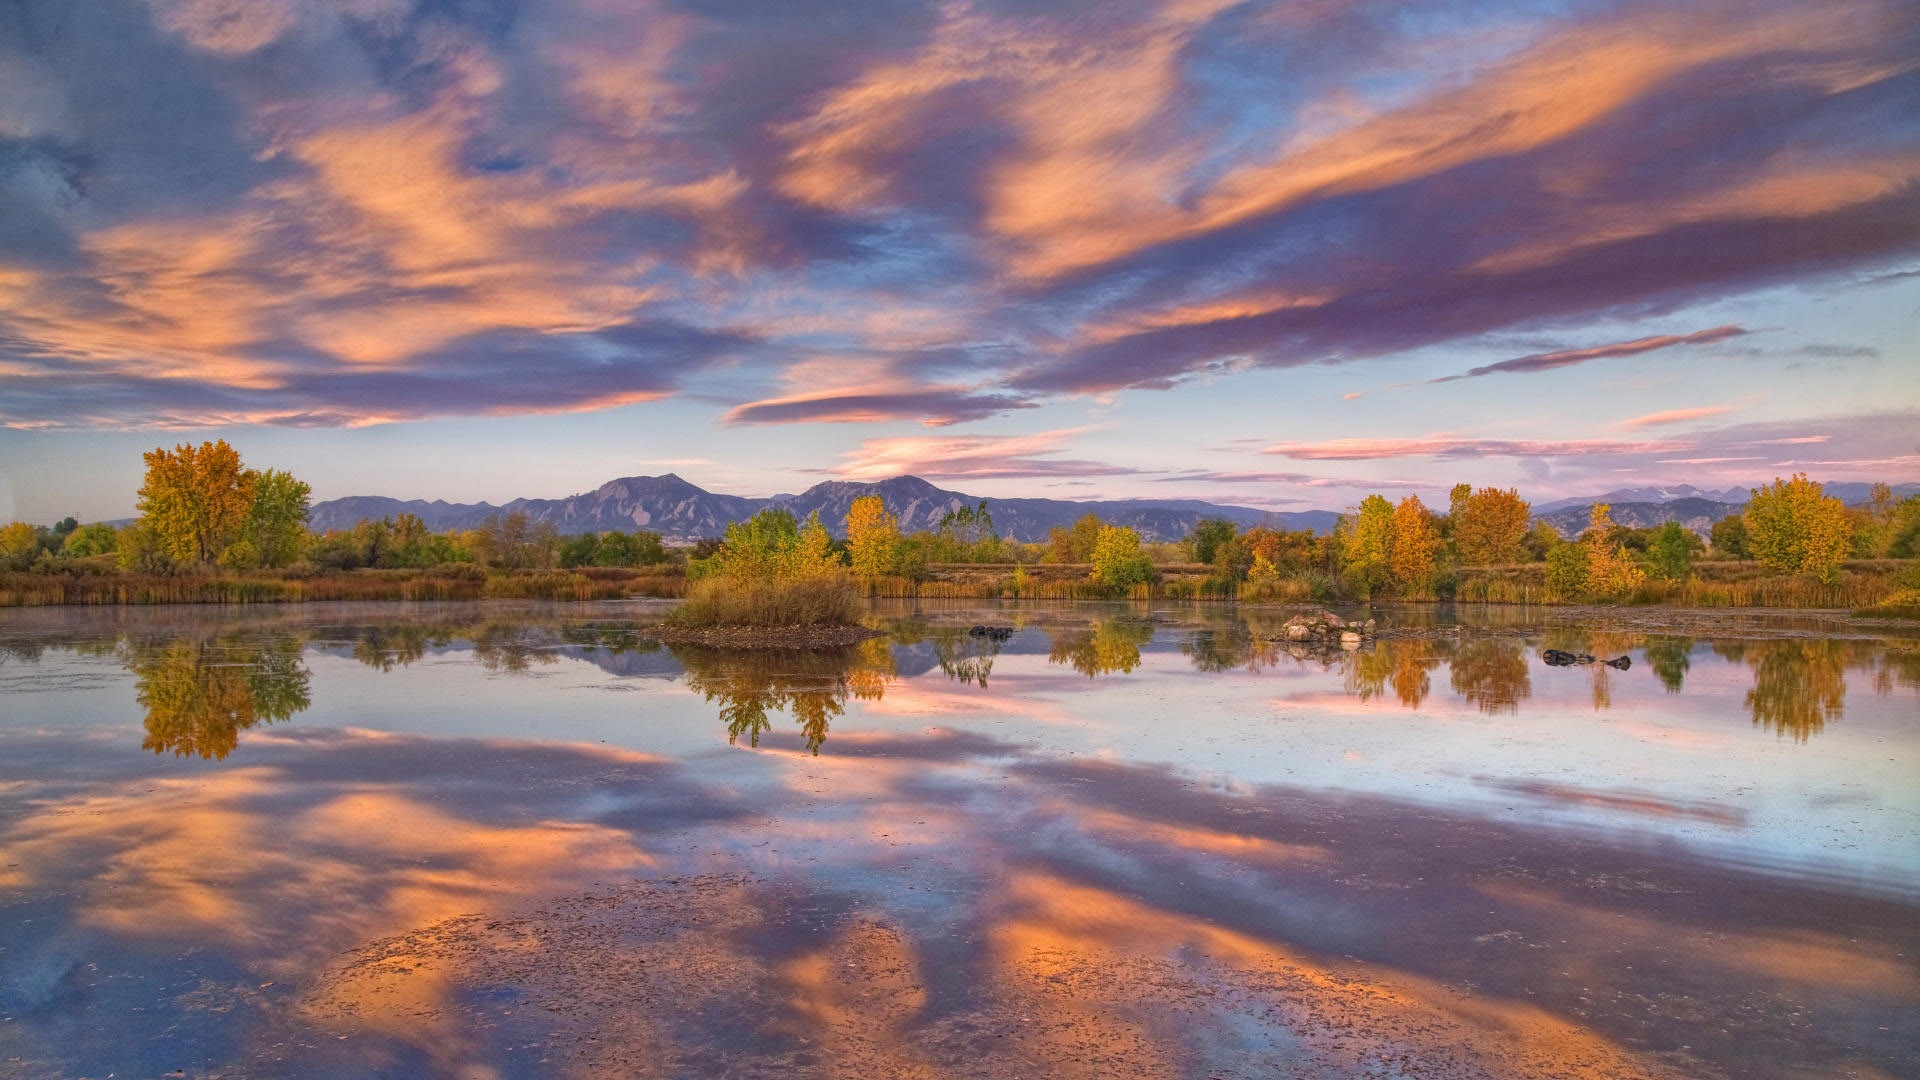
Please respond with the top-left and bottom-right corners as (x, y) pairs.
(1, 0), (1917, 523)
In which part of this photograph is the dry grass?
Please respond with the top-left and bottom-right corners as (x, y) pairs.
(668, 574), (867, 628)
(0, 566), (684, 606)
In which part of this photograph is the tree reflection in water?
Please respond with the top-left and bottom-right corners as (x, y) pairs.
(1386, 640), (1444, 709)
(1048, 618), (1155, 678)
(348, 623), (444, 672)
(1448, 639), (1531, 715)
(673, 638), (895, 754)
(1643, 637), (1694, 694)
(1181, 627), (1282, 674)
(127, 634), (312, 759)
(1742, 639), (1848, 743)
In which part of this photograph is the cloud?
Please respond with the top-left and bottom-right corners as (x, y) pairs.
(1, 0), (1917, 429)
(717, 356), (1034, 426)
(0, 320), (755, 429)
(1431, 327), (1749, 384)
(832, 427), (1142, 482)
(722, 389), (1036, 427)
(1616, 406), (1735, 429)
(1261, 436), (1694, 461)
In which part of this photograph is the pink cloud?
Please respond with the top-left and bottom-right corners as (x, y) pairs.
(1261, 436), (1692, 461)
(1432, 326), (1749, 383)
(834, 427), (1141, 481)
(1616, 405), (1734, 429)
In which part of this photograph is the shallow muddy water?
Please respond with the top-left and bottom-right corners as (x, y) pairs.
(1, 600), (1915, 1078)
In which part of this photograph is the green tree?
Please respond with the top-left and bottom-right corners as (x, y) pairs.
(62, 522), (119, 558)
(935, 500), (999, 562)
(1088, 525), (1154, 593)
(1452, 487), (1532, 566)
(1709, 514), (1750, 560)
(1186, 518), (1237, 565)
(1545, 539), (1590, 600)
(137, 440), (256, 567)
(1645, 521), (1696, 582)
(1745, 474), (1852, 585)
(238, 468), (311, 568)
(1341, 494), (1395, 598)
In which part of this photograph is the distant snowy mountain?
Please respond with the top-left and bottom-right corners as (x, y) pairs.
(1530, 481), (1918, 537)
(1531, 485), (1750, 514)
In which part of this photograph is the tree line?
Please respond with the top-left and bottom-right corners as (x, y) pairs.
(2, 444), (1913, 604)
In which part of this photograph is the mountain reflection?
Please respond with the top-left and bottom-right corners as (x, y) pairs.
(672, 639), (895, 754)
(127, 634), (312, 759)
(1047, 618), (1155, 678)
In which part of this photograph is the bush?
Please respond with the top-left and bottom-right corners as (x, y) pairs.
(668, 574), (865, 628)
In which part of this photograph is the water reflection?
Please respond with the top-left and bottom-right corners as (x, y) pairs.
(1644, 636), (1694, 694)
(1720, 639), (1849, 743)
(1449, 638), (1531, 715)
(126, 634), (311, 759)
(1047, 617), (1155, 678)
(3, 605), (1914, 764)
(673, 638), (895, 753)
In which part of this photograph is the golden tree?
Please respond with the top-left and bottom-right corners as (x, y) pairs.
(792, 511), (841, 576)
(0, 521), (38, 569)
(1745, 473), (1853, 585)
(138, 440), (257, 567)
(1389, 494), (1441, 596)
(1582, 503), (1646, 598)
(1341, 494), (1395, 596)
(844, 494), (901, 578)
(1088, 524), (1154, 592)
(1451, 486), (1532, 566)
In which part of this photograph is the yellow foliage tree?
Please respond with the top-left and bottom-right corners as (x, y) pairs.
(792, 511), (841, 577)
(1451, 486), (1532, 566)
(1582, 503), (1646, 598)
(1088, 525), (1154, 592)
(0, 521), (38, 569)
(1389, 495), (1441, 596)
(138, 440), (256, 567)
(1744, 473), (1853, 585)
(844, 495), (901, 578)
(1341, 494), (1395, 597)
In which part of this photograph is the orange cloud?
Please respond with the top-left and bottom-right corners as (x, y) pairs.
(1617, 406), (1734, 429)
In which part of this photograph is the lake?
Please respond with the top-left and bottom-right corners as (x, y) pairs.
(1, 600), (1915, 1079)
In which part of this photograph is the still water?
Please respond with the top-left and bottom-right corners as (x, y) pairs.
(1, 601), (1915, 1079)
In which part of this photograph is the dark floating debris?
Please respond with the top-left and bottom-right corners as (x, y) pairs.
(1542, 648), (1631, 670)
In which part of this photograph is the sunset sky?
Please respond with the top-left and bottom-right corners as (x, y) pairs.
(2, 0), (1916, 523)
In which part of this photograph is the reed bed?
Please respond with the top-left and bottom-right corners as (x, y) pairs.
(0, 566), (685, 606)
(669, 574), (867, 628)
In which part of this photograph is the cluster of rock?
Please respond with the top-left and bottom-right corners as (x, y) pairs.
(1269, 611), (1377, 653)
(1542, 649), (1632, 670)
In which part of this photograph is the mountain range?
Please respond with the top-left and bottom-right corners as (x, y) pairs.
(307, 474), (1338, 544)
(307, 475), (1919, 545)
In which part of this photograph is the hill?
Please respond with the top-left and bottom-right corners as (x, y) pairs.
(308, 474), (1335, 544)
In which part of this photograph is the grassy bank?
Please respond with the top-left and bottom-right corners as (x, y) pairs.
(667, 574), (865, 628)
(0, 566), (687, 606)
(856, 559), (1915, 609)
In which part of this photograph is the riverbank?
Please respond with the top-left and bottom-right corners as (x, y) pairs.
(2, 558), (1913, 614)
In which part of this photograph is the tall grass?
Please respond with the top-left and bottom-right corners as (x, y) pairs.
(0, 566), (684, 606)
(668, 574), (866, 627)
